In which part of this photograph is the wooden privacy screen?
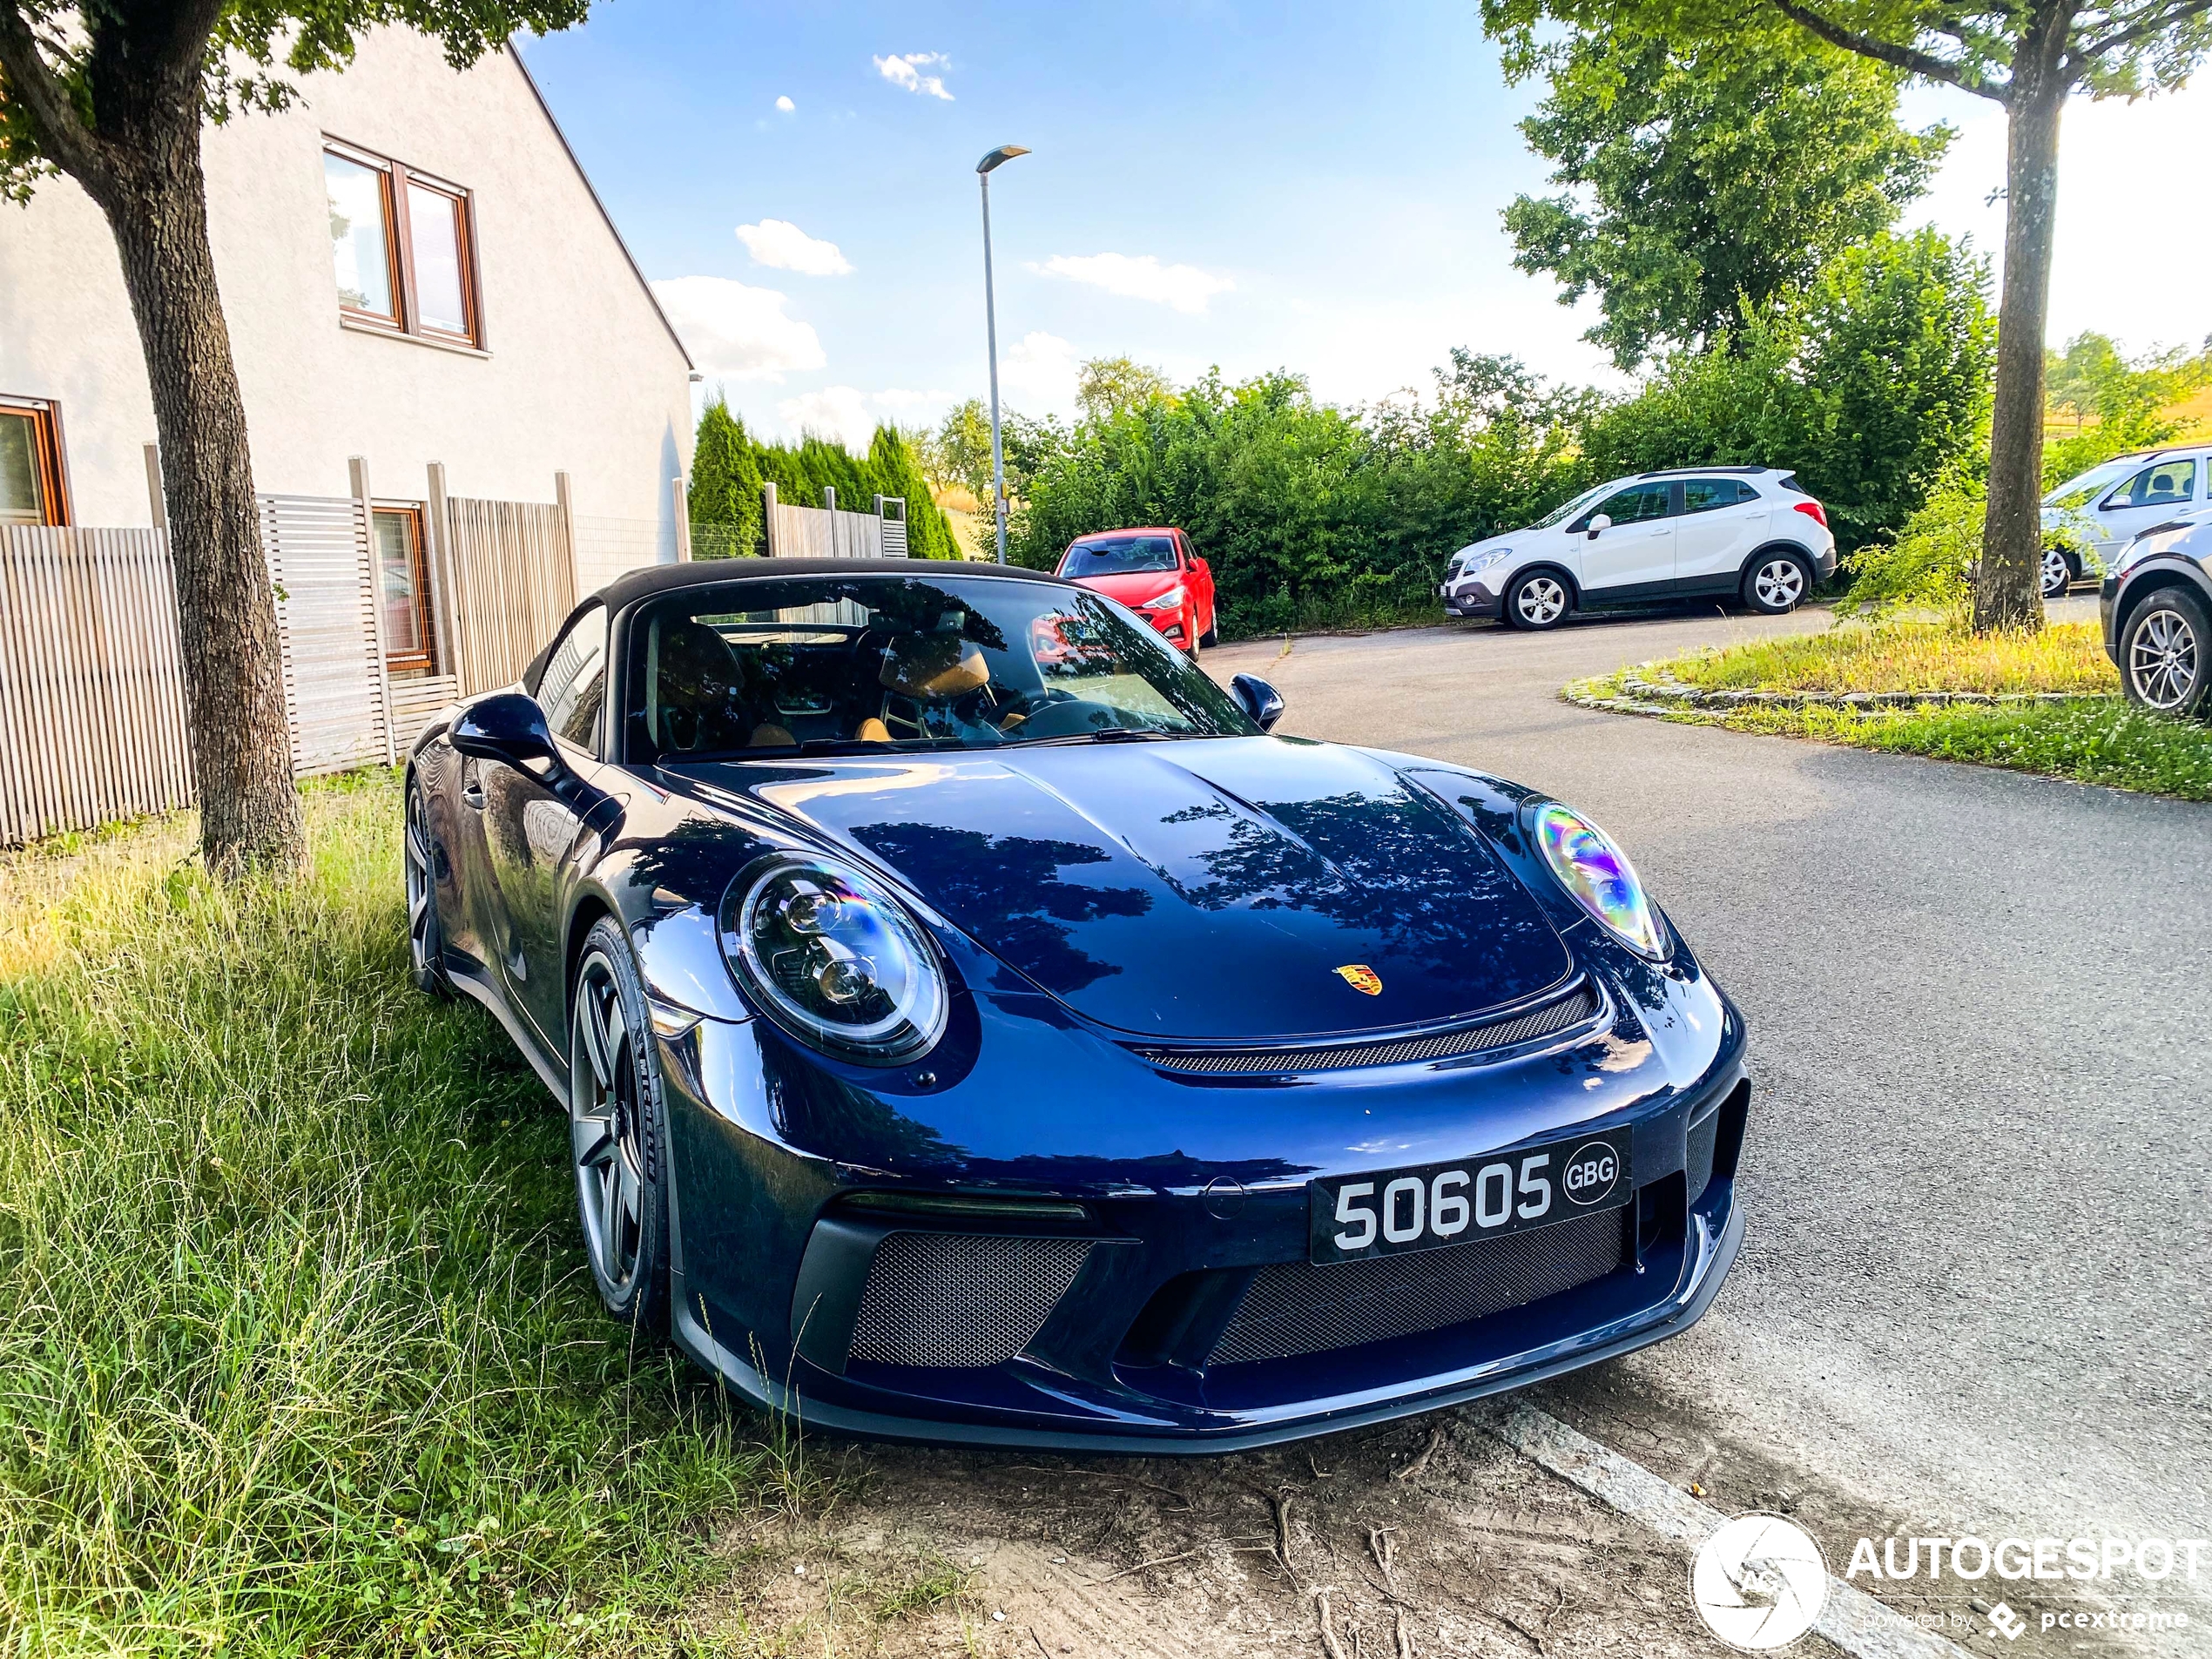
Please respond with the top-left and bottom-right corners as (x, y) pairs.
(767, 501), (892, 559)
(439, 496), (577, 695)
(0, 526), (195, 846)
(260, 494), (396, 777)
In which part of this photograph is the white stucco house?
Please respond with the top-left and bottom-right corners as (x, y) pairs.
(0, 28), (694, 674)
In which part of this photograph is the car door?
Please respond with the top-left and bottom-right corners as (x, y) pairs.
(1177, 532), (1215, 632)
(476, 603), (615, 1052)
(2091, 456), (2200, 561)
(1572, 481), (1676, 597)
(1672, 478), (1772, 592)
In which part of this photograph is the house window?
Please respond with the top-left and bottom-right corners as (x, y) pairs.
(0, 398), (70, 527)
(323, 142), (482, 347)
(374, 506), (436, 672)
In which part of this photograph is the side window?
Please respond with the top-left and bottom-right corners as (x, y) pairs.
(2105, 460), (2197, 509)
(1583, 482), (1671, 528)
(1, 397), (71, 527)
(536, 604), (610, 754)
(1682, 479), (1754, 514)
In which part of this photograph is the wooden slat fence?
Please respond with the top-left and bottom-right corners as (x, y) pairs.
(0, 526), (195, 846)
(442, 496), (576, 695)
(260, 494), (395, 777)
(768, 501), (894, 559)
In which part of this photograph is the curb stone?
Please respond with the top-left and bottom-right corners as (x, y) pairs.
(1611, 664), (2102, 711)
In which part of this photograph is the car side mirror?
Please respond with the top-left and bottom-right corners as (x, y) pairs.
(450, 691), (562, 772)
(1231, 673), (1285, 732)
(1587, 513), (1613, 540)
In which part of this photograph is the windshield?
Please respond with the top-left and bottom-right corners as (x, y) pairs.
(1529, 484), (1613, 531)
(627, 573), (1258, 761)
(2042, 458), (2138, 510)
(1059, 536), (1179, 577)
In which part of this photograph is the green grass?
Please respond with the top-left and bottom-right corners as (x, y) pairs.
(1657, 619), (2117, 696)
(1574, 671), (2212, 800)
(0, 772), (785, 1656)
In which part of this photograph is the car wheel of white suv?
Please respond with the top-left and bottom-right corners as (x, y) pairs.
(1506, 570), (1572, 631)
(1743, 553), (1811, 615)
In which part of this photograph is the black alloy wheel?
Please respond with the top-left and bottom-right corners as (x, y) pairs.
(1506, 570), (1571, 631)
(1742, 554), (1811, 615)
(404, 777), (453, 998)
(2121, 587), (2210, 718)
(570, 918), (671, 1328)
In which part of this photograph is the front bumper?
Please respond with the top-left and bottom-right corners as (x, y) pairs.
(655, 956), (1751, 1452)
(1440, 579), (1502, 619)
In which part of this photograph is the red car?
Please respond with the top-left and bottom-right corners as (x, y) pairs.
(1053, 528), (1218, 654)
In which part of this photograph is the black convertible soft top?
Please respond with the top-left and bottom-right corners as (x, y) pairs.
(595, 556), (1076, 612)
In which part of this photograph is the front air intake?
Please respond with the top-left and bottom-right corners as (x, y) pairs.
(1131, 983), (1601, 1076)
(1208, 1208), (1629, 1366)
(846, 1232), (1092, 1369)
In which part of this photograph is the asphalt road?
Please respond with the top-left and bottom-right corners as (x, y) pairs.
(1207, 598), (2211, 1612)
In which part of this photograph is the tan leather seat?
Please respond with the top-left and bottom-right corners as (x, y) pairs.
(880, 636), (989, 698)
(853, 717), (892, 743)
(749, 722), (795, 748)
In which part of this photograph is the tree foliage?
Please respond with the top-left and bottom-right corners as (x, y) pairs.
(1076, 356), (1176, 421)
(1581, 229), (1995, 550)
(1502, 24), (1950, 368)
(686, 400), (957, 559)
(1008, 358), (1594, 637)
(2042, 330), (2212, 484)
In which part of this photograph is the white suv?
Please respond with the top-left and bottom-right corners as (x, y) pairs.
(2041, 446), (2211, 598)
(1440, 468), (1838, 631)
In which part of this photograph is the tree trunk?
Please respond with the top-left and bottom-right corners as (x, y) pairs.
(1975, 15), (2071, 633)
(91, 124), (304, 872)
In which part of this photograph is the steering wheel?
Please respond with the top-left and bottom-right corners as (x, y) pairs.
(1001, 695), (1126, 739)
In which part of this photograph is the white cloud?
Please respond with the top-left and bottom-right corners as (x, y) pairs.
(735, 219), (853, 276)
(999, 331), (1080, 410)
(867, 388), (952, 416)
(777, 386), (878, 450)
(873, 51), (954, 100)
(1030, 253), (1235, 314)
(649, 276), (826, 381)
(774, 94), (794, 112)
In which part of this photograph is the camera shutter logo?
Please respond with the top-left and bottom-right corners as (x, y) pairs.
(1691, 1514), (1829, 1650)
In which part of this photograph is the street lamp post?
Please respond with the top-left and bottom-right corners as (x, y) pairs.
(976, 144), (1028, 564)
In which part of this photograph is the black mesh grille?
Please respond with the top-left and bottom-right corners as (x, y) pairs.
(1132, 985), (1600, 1076)
(1686, 1104), (1720, 1204)
(848, 1232), (1092, 1369)
(1207, 1209), (1629, 1366)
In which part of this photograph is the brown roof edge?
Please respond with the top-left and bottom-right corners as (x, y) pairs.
(505, 38), (696, 372)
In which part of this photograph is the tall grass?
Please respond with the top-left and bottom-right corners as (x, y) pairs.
(0, 774), (769, 1655)
(1659, 619), (2118, 696)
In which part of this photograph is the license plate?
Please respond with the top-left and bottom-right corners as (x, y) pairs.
(1308, 1126), (1633, 1264)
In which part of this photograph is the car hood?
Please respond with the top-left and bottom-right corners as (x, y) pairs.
(713, 737), (1574, 1042)
(1068, 570), (1187, 605)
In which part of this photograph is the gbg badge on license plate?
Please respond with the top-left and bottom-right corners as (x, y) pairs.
(1307, 1126), (1633, 1264)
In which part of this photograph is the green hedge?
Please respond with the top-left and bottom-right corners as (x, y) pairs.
(688, 401), (957, 560)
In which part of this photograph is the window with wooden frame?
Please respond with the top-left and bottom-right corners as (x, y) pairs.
(373, 505), (438, 673)
(323, 141), (483, 348)
(0, 397), (71, 528)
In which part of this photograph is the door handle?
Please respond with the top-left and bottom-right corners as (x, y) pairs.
(462, 780), (486, 811)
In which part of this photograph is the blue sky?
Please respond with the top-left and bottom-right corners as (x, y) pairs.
(517, 0), (2212, 448)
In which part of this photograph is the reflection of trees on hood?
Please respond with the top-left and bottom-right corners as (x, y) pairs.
(1159, 785), (1560, 989)
(849, 824), (1152, 995)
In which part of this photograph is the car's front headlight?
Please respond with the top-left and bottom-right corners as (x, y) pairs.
(1140, 584), (1189, 611)
(720, 854), (948, 1064)
(1534, 802), (1664, 959)
(1460, 548), (1511, 579)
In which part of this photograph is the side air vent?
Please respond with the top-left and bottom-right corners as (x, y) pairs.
(1209, 1209), (1628, 1366)
(847, 1232), (1091, 1369)
(1133, 984), (1600, 1076)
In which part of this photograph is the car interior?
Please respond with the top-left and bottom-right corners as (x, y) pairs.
(631, 577), (1236, 760)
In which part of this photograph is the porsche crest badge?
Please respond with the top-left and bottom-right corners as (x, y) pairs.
(1334, 964), (1384, 996)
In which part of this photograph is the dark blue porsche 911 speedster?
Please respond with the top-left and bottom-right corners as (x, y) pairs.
(405, 557), (1749, 1451)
